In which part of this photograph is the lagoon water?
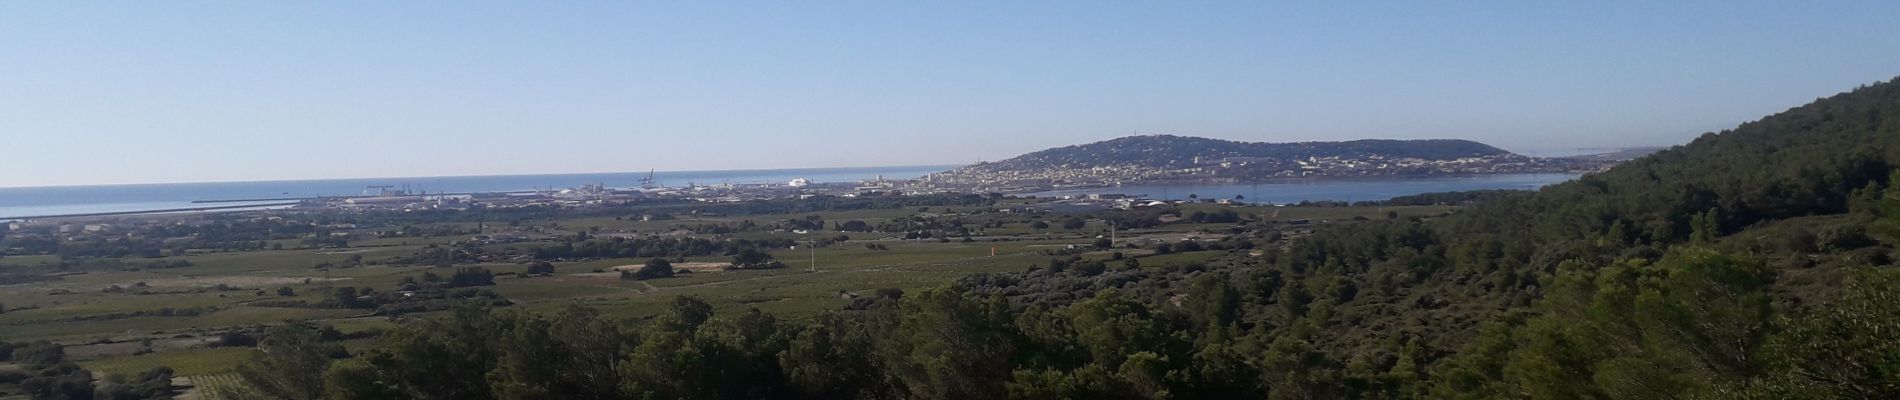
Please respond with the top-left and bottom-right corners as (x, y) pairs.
(0, 166), (953, 219)
(1024, 173), (1579, 204)
(0, 168), (1581, 219)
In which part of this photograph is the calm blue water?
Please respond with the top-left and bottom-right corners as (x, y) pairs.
(0, 169), (1579, 219)
(0, 166), (953, 219)
(1025, 173), (1579, 204)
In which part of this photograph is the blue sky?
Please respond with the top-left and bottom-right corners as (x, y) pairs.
(3, 1), (1898, 187)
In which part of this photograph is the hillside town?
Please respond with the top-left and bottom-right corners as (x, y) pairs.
(921, 152), (1610, 193)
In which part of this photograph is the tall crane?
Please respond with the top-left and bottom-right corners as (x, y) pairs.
(639, 169), (657, 189)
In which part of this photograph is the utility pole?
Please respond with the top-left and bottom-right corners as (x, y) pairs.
(808, 236), (817, 272)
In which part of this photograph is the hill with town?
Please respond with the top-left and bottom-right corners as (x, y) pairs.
(925, 135), (1600, 191)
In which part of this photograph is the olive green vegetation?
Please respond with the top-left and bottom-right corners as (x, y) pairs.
(3, 188), (1373, 399)
(205, 77), (1900, 399)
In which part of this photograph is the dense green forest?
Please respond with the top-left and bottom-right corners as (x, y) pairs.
(203, 78), (1900, 399)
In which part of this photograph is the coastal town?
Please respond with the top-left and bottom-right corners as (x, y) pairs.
(0, 154), (1577, 251)
(921, 152), (1610, 193)
(1, 137), (1652, 225)
(0, 135), (1639, 281)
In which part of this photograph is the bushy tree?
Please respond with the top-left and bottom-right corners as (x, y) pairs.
(732, 248), (773, 268)
(11, 340), (65, 367)
(526, 261), (556, 276)
(236, 323), (337, 400)
(95, 367), (175, 400)
(446, 267), (495, 287)
(20, 362), (93, 400)
(629, 258), (675, 280)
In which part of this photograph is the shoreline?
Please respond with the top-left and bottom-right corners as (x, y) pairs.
(0, 164), (959, 191)
(0, 202), (300, 221)
(2, 172), (1583, 222)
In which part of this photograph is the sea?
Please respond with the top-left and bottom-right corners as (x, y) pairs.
(1023, 173), (1579, 204)
(0, 167), (1579, 220)
(0, 165), (953, 219)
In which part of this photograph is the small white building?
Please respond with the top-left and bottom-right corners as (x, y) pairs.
(788, 178), (811, 187)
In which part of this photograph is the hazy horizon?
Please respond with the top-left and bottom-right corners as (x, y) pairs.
(5, 1), (1899, 187)
(0, 139), (1624, 190)
(0, 163), (962, 190)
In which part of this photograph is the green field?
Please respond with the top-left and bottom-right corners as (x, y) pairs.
(81, 347), (253, 377)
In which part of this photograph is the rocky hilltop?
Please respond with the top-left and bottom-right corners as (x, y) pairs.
(924, 135), (1598, 191)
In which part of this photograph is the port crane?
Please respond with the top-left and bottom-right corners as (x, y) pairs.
(639, 169), (658, 189)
